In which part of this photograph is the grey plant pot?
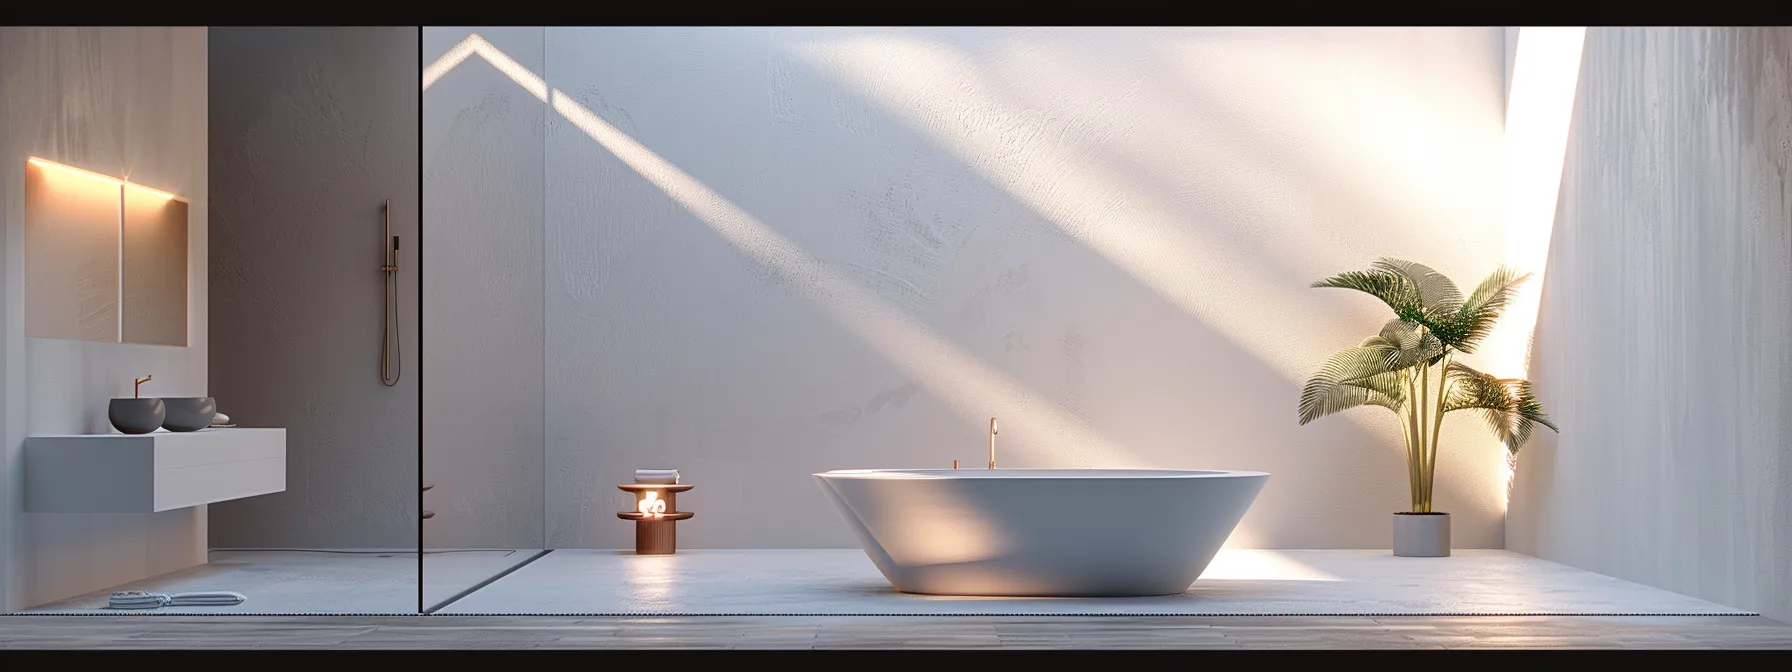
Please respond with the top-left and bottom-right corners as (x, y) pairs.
(161, 397), (217, 432)
(109, 398), (166, 435)
(1393, 512), (1451, 557)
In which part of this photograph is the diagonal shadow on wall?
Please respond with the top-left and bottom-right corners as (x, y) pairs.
(423, 27), (1511, 551)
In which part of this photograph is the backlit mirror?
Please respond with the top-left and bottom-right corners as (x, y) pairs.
(23, 157), (188, 346)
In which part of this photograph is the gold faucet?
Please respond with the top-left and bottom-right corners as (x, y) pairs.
(988, 416), (998, 469)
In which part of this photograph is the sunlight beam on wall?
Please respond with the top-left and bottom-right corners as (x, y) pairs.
(422, 34), (480, 91)
(422, 33), (1146, 467)
(1491, 27), (1586, 500)
(423, 33), (546, 102)
(1152, 33), (1508, 263)
(792, 36), (1362, 385)
(1491, 27), (1586, 382)
(550, 88), (1140, 467)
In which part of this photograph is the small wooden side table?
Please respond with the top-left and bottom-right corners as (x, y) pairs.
(617, 483), (693, 555)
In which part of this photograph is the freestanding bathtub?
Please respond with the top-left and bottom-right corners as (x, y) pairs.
(813, 468), (1269, 597)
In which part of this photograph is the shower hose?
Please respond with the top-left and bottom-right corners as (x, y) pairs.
(381, 259), (401, 387)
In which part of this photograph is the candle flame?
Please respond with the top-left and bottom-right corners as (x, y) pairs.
(637, 490), (666, 517)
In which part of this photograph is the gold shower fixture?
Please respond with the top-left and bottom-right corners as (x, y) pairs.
(381, 199), (402, 386)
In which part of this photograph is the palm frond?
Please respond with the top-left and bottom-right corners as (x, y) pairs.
(1298, 346), (1408, 425)
(1448, 267), (1531, 353)
(1343, 370), (1409, 408)
(1371, 258), (1464, 318)
(1360, 318), (1445, 369)
(1311, 269), (1424, 321)
(1305, 382), (1405, 426)
(1443, 361), (1558, 453)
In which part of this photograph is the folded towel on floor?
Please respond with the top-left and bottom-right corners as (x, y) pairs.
(108, 590), (246, 610)
(107, 591), (170, 610)
(635, 469), (679, 484)
(169, 591), (247, 606)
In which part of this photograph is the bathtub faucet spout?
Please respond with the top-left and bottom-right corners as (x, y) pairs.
(988, 417), (998, 469)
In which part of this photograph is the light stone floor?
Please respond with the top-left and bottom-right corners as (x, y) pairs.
(438, 549), (1755, 616)
(422, 550), (547, 611)
(3, 548), (1787, 648)
(18, 549), (542, 614)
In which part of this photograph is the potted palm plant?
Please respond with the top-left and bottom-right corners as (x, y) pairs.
(1298, 259), (1557, 557)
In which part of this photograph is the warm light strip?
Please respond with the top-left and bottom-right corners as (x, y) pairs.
(125, 183), (176, 201)
(28, 157), (122, 185)
(27, 156), (179, 201)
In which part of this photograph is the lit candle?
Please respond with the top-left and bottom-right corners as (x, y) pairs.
(638, 490), (666, 517)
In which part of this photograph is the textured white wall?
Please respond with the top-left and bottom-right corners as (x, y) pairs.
(0, 27), (209, 610)
(422, 27), (547, 550)
(206, 27), (420, 549)
(1508, 27), (1792, 622)
(425, 27), (1514, 549)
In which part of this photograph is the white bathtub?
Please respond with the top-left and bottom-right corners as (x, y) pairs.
(813, 468), (1269, 597)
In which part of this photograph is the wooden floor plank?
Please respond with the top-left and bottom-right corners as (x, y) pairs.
(1, 614), (1786, 649)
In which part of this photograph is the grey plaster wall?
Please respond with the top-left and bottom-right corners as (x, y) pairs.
(425, 27), (1515, 550)
(421, 27), (546, 550)
(0, 27), (209, 610)
(206, 27), (420, 549)
(1508, 27), (1792, 622)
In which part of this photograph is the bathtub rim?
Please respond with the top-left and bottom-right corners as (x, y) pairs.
(812, 468), (1270, 480)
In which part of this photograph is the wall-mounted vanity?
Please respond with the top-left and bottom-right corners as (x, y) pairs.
(23, 157), (189, 346)
(23, 429), (287, 513)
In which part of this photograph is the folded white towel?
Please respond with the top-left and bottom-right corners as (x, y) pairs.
(107, 591), (169, 609)
(635, 469), (679, 484)
(170, 591), (247, 606)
